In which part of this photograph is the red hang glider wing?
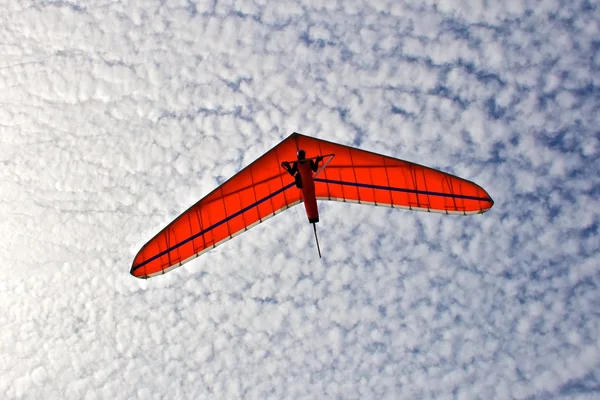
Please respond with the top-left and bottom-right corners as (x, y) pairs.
(290, 133), (494, 215)
(132, 133), (493, 279)
(131, 135), (303, 279)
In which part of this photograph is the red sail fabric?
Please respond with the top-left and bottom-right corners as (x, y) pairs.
(131, 135), (302, 278)
(131, 132), (493, 278)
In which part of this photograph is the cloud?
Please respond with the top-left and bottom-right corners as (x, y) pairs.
(0, 0), (598, 399)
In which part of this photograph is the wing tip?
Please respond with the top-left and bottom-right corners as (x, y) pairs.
(130, 250), (151, 279)
(130, 263), (147, 279)
(482, 189), (494, 211)
(478, 195), (494, 214)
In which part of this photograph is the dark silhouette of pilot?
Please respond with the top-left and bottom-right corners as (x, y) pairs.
(281, 150), (323, 188)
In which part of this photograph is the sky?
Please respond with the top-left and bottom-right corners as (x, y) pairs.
(1, 0), (598, 399)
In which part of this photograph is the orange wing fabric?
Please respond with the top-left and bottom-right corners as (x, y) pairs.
(132, 132), (493, 279)
(131, 135), (303, 279)
(290, 133), (494, 215)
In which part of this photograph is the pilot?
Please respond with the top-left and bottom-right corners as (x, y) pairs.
(281, 150), (323, 188)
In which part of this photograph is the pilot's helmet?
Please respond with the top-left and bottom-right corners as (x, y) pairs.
(297, 150), (306, 160)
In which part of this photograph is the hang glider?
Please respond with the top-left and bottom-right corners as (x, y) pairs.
(131, 132), (494, 279)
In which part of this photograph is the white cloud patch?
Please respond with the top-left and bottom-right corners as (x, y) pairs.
(0, 0), (598, 398)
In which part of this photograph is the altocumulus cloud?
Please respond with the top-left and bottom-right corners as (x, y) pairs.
(0, 0), (598, 399)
